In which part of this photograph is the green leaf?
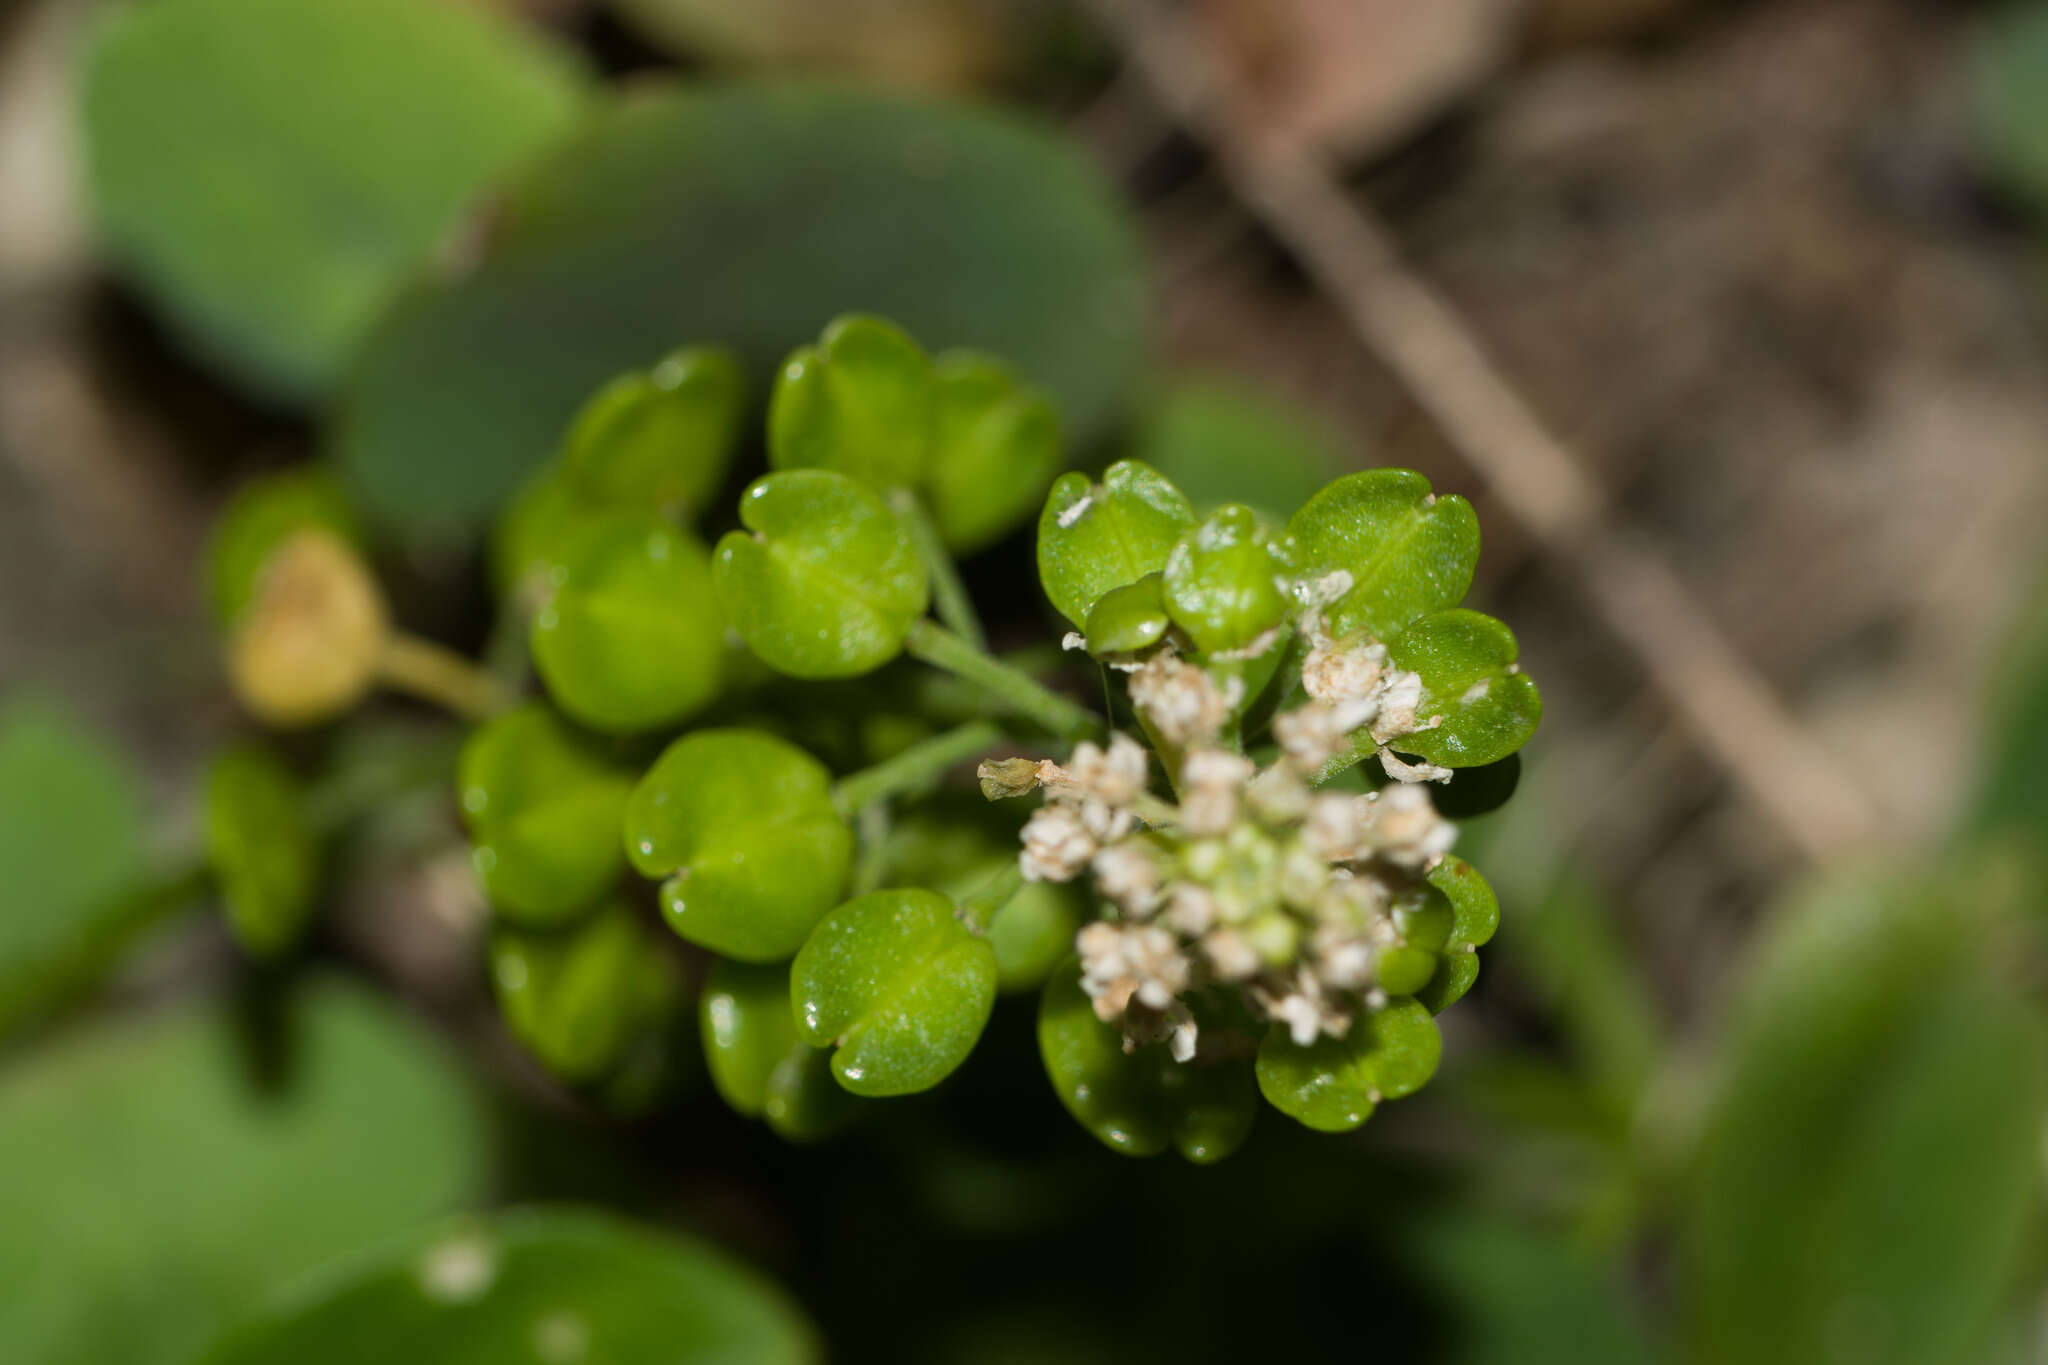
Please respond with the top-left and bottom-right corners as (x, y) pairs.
(206, 468), (361, 625)
(457, 705), (630, 926)
(624, 730), (852, 962)
(1683, 872), (2048, 1365)
(986, 883), (1085, 994)
(1406, 1210), (1658, 1365)
(203, 745), (318, 958)
(1285, 469), (1479, 640)
(0, 979), (484, 1365)
(191, 1207), (817, 1365)
(82, 0), (584, 403)
(609, 0), (1009, 88)
(1965, 577), (2048, 843)
(769, 315), (933, 490)
(1082, 572), (1171, 658)
(1414, 854), (1499, 1013)
(791, 888), (996, 1096)
(1254, 998), (1442, 1132)
(1387, 609), (1542, 767)
(1429, 854), (1501, 949)
(699, 959), (857, 1141)
(558, 346), (747, 519)
(489, 905), (676, 1084)
(333, 83), (1146, 543)
(1972, 2), (2048, 217)
(923, 350), (1064, 555)
(1038, 967), (1257, 1162)
(1160, 503), (1296, 656)
(876, 814), (1081, 993)
(1129, 378), (1339, 523)
(0, 697), (148, 1009)
(531, 513), (726, 732)
(714, 470), (928, 679)
(1037, 459), (1195, 629)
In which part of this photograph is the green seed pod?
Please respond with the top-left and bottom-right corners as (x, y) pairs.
(1160, 503), (1295, 656)
(713, 469), (929, 679)
(790, 888), (997, 1097)
(458, 704), (631, 926)
(624, 729), (852, 962)
(1083, 572), (1171, 658)
(1036, 459), (1193, 629)
(530, 512), (725, 734)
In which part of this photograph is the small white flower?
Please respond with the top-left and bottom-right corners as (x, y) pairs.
(1303, 793), (1368, 862)
(1370, 668), (1429, 742)
(1128, 654), (1232, 746)
(1301, 636), (1388, 703)
(1065, 733), (1148, 807)
(1201, 927), (1260, 981)
(1021, 804), (1096, 882)
(1164, 882), (1218, 937)
(1364, 783), (1456, 868)
(1092, 839), (1161, 916)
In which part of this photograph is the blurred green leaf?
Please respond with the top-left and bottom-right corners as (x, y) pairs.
(1502, 870), (1660, 1114)
(1683, 871), (2048, 1365)
(699, 959), (857, 1141)
(0, 979), (484, 1365)
(531, 513), (726, 732)
(1966, 580), (2048, 843)
(459, 705), (631, 927)
(491, 905), (679, 1085)
(0, 698), (148, 1015)
(609, 0), (1012, 90)
(791, 887), (996, 1096)
(1129, 378), (1340, 522)
(558, 346), (748, 520)
(1286, 469), (1478, 641)
(193, 1206), (816, 1365)
(83, 0), (585, 403)
(770, 314), (934, 490)
(715, 470), (928, 679)
(1037, 460), (1194, 629)
(1409, 1211), (1657, 1365)
(204, 745), (318, 959)
(924, 349), (1065, 555)
(625, 729), (852, 962)
(334, 83), (1146, 543)
(1973, 2), (2048, 217)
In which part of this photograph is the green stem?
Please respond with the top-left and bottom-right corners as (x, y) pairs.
(904, 620), (1102, 744)
(957, 860), (1025, 934)
(378, 633), (512, 723)
(851, 803), (892, 896)
(891, 489), (984, 651)
(831, 719), (1005, 818)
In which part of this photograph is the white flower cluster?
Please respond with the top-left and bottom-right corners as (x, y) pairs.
(989, 635), (1457, 1063)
